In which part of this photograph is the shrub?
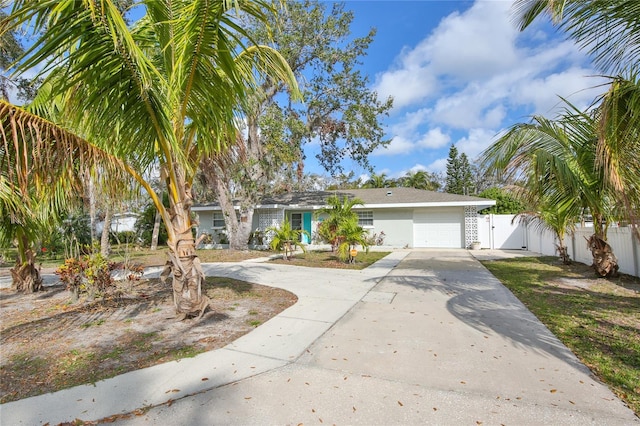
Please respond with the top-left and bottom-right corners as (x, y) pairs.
(56, 253), (116, 300)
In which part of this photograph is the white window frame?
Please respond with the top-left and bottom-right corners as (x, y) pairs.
(213, 212), (225, 228)
(356, 210), (374, 227)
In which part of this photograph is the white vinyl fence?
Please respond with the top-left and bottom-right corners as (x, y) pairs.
(477, 214), (640, 278)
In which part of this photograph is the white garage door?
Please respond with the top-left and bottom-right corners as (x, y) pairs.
(413, 208), (464, 248)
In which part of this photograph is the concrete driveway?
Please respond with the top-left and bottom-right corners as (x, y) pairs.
(2, 249), (637, 425)
(109, 249), (637, 425)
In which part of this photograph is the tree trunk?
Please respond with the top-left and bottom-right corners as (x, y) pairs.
(587, 234), (619, 277)
(160, 171), (210, 320)
(10, 248), (43, 292)
(235, 208), (254, 250)
(226, 206), (254, 250)
(555, 242), (571, 265)
(87, 176), (98, 243)
(150, 208), (161, 250)
(100, 205), (112, 257)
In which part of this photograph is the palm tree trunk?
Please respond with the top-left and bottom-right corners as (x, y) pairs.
(160, 172), (210, 320)
(150, 208), (161, 250)
(587, 235), (619, 277)
(11, 235), (43, 292)
(100, 205), (112, 256)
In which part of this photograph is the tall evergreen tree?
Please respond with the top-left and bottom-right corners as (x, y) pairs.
(445, 145), (461, 194)
(459, 153), (474, 195)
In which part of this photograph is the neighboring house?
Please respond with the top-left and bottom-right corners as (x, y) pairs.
(96, 212), (140, 235)
(193, 188), (496, 249)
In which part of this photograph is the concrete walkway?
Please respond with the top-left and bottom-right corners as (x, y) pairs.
(1, 250), (638, 425)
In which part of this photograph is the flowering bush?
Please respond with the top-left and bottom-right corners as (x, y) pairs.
(56, 254), (116, 300)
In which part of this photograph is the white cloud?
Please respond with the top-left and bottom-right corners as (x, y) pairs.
(426, 158), (449, 174)
(373, 0), (599, 133)
(417, 127), (450, 149)
(374, 68), (438, 111)
(454, 128), (498, 160)
(422, 1), (519, 80)
(373, 135), (412, 156)
(512, 67), (608, 115)
(374, 122), (450, 157)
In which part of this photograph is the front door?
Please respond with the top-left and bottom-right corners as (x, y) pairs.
(291, 212), (312, 244)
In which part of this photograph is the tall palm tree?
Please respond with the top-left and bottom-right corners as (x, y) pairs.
(512, 0), (640, 237)
(481, 102), (620, 276)
(1, 1), (298, 317)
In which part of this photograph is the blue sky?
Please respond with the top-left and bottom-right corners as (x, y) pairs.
(304, 0), (608, 181)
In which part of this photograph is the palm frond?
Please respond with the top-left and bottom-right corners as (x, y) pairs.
(512, 0), (640, 74)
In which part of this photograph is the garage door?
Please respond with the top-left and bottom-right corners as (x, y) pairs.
(413, 208), (464, 248)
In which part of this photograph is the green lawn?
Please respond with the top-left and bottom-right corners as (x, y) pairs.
(482, 256), (640, 415)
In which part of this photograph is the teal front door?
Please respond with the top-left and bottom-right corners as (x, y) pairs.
(302, 212), (312, 244)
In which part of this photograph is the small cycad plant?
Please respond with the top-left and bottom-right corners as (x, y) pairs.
(266, 219), (310, 260)
(335, 217), (369, 263)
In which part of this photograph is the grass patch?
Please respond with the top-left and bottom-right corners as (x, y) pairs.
(482, 256), (640, 415)
(81, 319), (106, 328)
(270, 250), (390, 269)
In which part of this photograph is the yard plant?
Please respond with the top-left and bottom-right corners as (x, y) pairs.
(316, 193), (369, 262)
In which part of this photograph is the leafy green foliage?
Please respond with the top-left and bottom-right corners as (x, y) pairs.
(315, 194), (369, 262)
(266, 218), (309, 260)
(399, 170), (440, 191)
(362, 172), (394, 189)
(334, 216), (369, 263)
(56, 254), (116, 300)
(478, 187), (526, 214)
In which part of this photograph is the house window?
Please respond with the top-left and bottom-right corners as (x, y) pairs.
(213, 212), (225, 228)
(356, 211), (373, 227)
(291, 213), (302, 230)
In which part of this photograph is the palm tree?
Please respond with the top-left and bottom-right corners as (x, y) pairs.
(316, 194), (363, 252)
(1, 1), (298, 316)
(363, 172), (392, 188)
(512, 0), (640, 237)
(266, 218), (309, 261)
(400, 170), (440, 191)
(514, 199), (578, 265)
(513, 0), (640, 74)
(481, 102), (620, 276)
(335, 216), (369, 263)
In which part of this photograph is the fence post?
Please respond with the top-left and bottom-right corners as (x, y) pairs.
(633, 232), (639, 278)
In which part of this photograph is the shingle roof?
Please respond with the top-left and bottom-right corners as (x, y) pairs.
(193, 188), (495, 210)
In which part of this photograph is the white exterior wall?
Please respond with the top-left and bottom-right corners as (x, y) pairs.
(367, 208), (414, 248)
(195, 211), (215, 236)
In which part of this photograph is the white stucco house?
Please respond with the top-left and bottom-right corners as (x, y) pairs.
(192, 188), (496, 249)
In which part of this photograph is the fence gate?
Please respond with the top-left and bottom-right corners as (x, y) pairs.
(477, 214), (526, 249)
